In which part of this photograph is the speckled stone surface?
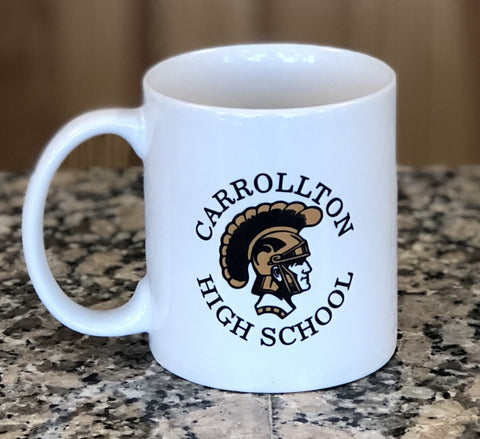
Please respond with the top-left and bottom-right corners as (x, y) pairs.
(1, 167), (479, 438)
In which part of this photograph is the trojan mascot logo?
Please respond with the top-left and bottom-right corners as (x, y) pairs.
(219, 201), (322, 319)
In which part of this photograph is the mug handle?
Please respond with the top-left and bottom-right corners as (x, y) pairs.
(22, 109), (151, 336)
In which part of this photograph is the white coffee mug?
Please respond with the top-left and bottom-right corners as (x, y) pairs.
(23, 44), (397, 393)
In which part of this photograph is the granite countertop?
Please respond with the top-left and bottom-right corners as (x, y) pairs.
(1, 167), (479, 438)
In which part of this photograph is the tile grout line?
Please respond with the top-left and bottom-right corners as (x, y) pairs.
(268, 394), (275, 439)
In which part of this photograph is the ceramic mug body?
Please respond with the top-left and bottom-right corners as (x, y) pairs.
(23, 44), (397, 393)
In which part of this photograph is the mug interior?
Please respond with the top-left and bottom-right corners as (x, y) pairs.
(144, 44), (395, 110)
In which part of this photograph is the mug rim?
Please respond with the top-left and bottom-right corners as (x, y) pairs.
(143, 43), (396, 113)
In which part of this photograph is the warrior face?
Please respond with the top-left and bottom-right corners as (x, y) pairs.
(246, 227), (316, 301)
(272, 256), (312, 297)
(286, 258), (312, 290)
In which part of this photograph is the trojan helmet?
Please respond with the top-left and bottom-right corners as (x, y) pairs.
(220, 201), (322, 300)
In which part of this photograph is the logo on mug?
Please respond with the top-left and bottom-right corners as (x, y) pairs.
(196, 172), (355, 346)
(219, 202), (322, 319)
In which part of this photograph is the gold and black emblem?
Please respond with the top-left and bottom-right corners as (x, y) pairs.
(219, 201), (322, 319)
